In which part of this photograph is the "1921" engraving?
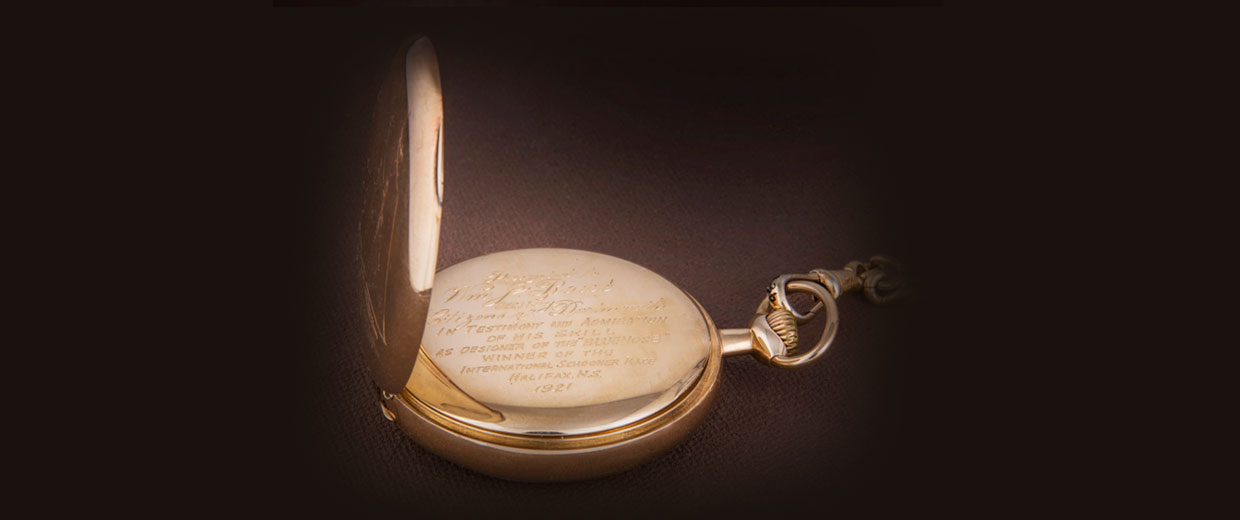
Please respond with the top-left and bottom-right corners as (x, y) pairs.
(532, 383), (573, 393)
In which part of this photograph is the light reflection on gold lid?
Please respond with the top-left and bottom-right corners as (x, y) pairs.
(359, 36), (443, 395)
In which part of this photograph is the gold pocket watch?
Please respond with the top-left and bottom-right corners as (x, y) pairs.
(359, 37), (906, 482)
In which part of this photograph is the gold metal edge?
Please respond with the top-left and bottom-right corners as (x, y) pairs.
(397, 289), (722, 451)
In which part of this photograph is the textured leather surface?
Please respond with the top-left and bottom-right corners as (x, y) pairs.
(280, 10), (939, 515)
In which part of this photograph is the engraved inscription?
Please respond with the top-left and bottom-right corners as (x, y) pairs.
(411, 249), (711, 435)
(427, 271), (672, 391)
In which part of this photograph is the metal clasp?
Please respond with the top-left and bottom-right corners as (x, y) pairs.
(720, 255), (907, 369)
(751, 279), (840, 368)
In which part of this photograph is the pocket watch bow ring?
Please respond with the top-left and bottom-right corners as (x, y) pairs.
(358, 37), (907, 483)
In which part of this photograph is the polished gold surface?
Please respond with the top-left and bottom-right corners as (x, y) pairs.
(386, 330), (720, 481)
(384, 250), (723, 481)
(354, 36), (908, 482)
(405, 248), (712, 436)
(358, 36), (444, 394)
(719, 328), (756, 357)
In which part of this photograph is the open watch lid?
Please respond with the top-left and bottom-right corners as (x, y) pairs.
(358, 37), (444, 395)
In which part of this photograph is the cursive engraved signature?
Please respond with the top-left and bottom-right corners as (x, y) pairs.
(443, 271), (614, 309)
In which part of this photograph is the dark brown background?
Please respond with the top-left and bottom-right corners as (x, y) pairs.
(276, 7), (968, 516)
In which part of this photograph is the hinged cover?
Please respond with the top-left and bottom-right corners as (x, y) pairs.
(359, 36), (444, 394)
